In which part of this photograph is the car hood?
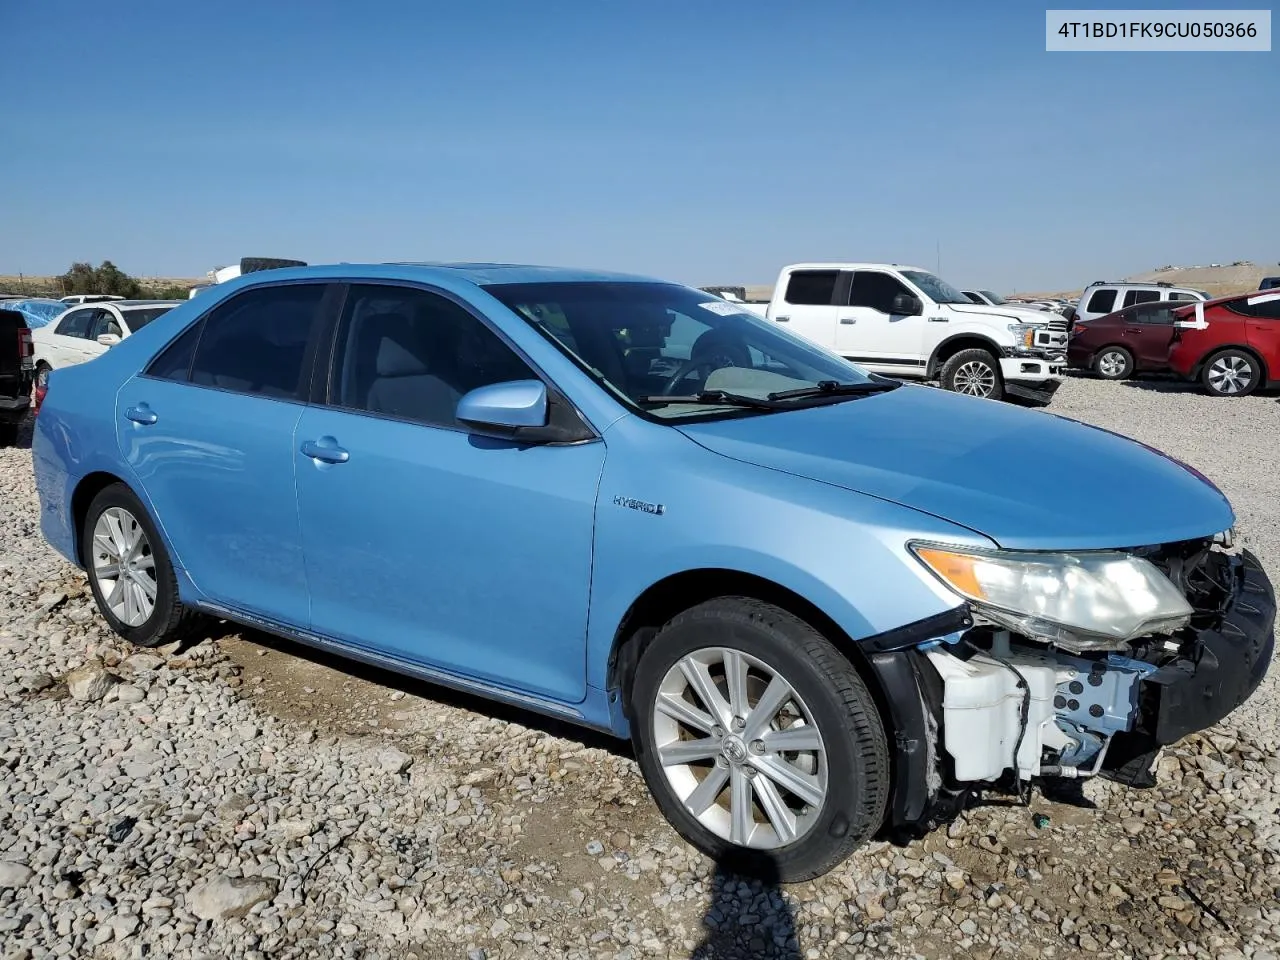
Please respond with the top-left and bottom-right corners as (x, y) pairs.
(947, 302), (1059, 325)
(676, 385), (1233, 551)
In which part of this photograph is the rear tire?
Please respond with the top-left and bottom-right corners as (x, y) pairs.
(82, 483), (200, 648)
(0, 422), (17, 447)
(629, 598), (890, 882)
(35, 363), (51, 390)
(940, 348), (1004, 400)
(1093, 346), (1133, 380)
(1201, 349), (1261, 397)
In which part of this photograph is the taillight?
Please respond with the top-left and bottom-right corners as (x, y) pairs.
(32, 381), (47, 416)
(17, 329), (33, 369)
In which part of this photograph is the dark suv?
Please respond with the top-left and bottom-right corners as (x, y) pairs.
(0, 309), (34, 445)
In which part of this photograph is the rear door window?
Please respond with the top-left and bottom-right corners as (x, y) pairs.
(783, 271), (839, 306)
(187, 284), (329, 400)
(1085, 289), (1117, 314)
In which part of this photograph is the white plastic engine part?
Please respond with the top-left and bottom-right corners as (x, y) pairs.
(924, 643), (1073, 781)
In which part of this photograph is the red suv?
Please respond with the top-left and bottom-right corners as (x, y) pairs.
(1168, 292), (1280, 396)
(1066, 301), (1181, 379)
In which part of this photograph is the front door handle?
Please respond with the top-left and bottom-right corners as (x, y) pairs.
(839, 317), (856, 325)
(774, 315), (790, 322)
(1124, 327), (1143, 334)
(301, 438), (349, 464)
(125, 404), (157, 425)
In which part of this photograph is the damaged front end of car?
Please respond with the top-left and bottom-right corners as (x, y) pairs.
(866, 530), (1275, 835)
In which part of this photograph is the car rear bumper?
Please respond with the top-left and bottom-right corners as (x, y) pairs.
(0, 393), (31, 423)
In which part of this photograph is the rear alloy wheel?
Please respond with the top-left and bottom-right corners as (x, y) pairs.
(940, 348), (1004, 400)
(35, 363), (51, 390)
(1093, 347), (1133, 380)
(1202, 350), (1260, 397)
(83, 483), (200, 647)
(630, 598), (889, 882)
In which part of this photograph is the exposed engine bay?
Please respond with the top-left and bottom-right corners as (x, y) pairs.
(875, 534), (1275, 826)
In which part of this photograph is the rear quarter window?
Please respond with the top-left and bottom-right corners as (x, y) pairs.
(783, 271), (839, 306)
(1085, 289), (1117, 314)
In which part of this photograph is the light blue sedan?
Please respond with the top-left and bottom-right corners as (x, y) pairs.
(32, 262), (1273, 879)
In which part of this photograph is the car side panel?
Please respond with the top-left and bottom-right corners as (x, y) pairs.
(582, 414), (993, 692)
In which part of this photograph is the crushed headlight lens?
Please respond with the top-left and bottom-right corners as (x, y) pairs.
(910, 543), (1193, 647)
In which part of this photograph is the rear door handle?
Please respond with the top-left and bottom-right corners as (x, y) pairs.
(301, 438), (349, 464)
(125, 404), (157, 425)
(774, 315), (790, 322)
(839, 317), (856, 325)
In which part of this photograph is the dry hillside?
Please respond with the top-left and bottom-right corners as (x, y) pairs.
(0, 275), (201, 298)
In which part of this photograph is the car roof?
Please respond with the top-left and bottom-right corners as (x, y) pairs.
(782, 262), (928, 273)
(109, 300), (183, 309)
(262, 262), (667, 286)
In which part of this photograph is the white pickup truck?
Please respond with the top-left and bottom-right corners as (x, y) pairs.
(744, 263), (1067, 402)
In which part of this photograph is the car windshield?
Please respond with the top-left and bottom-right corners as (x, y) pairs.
(979, 290), (1006, 304)
(121, 307), (174, 330)
(485, 281), (880, 419)
(900, 271), (971, 305)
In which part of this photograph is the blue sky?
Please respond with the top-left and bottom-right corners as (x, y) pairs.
(1, 1), (1274, 292)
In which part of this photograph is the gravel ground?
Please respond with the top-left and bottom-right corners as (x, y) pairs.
(1, 374), (1278, 960)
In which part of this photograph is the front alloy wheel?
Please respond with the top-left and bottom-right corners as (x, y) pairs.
(653, 647), (828, 849)
(630, 598), (889, 882)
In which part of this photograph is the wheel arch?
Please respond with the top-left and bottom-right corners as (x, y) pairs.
(70, 471), (130, 566)
(926, 334), (1003, 378)
(606, 567), (889, 725)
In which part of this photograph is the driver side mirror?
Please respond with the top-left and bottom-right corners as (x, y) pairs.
(891, 293), (923, 316)
(96, 333), (121, 347)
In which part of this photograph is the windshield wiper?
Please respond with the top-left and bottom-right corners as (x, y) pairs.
(637, 390), (787, 410)
(766, 380), (900, 401)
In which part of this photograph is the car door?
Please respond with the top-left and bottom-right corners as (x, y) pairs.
(833, 270), (924, 368)
(47, 308), (97, 366)
(293, 282), (604, 704)
(115, 282), (334, 626)
(771, 270), (839, 351)
(1126, 303), (1178, 369)
(1241, 294), (1280, 373)
(86, 308), (124, 359)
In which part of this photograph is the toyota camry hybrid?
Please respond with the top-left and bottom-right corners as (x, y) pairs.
(32, 262), (1274, 881)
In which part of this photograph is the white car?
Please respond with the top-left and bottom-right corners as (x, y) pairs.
(32, 300), (180, 386)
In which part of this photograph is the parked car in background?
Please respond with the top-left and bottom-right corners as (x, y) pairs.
(60, 294), (126, 305)
(3, 298), (70, 330)
(961, 290), (1008, 306)
(0, 308), (34, 445)
(1074, 282), (1209, 326)
(1168, 291), (1280, 396)
(758, 263), (1066, 402)
(31, 300), (179, 388)
(1259, 277), (1280, 291)
(1066, 301), (1182, 379)
(31, 261), (1273, 881)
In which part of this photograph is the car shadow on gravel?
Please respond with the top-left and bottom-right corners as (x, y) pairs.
(224, 625), (631, 757)
(692, 860), (800, 960)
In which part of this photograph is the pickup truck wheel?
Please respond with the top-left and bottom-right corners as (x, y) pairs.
(0, 422), (17, 447)
(1202, 349), (1261, 397)
(629, 598), (889, 882)
(1093, 346), (1133, 380)
(82, 483), (201, 648)
(940, 348), (1003, 400)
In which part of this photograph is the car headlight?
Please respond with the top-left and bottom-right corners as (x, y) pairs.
(1006, 323), (1039, 350)
(909, 543), (1193, 649)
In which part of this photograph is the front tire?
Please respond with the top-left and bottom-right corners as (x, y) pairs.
(629, 598), (890, 882)
(1202, 349), (1261, 397)
(940, 348), (1004, 400)
(1093, 346), (1133, 380)
(83, 483), (198, 648)
(35, 363), (51, 390)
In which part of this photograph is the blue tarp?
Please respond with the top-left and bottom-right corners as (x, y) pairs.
(3, 299), (67, 329)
